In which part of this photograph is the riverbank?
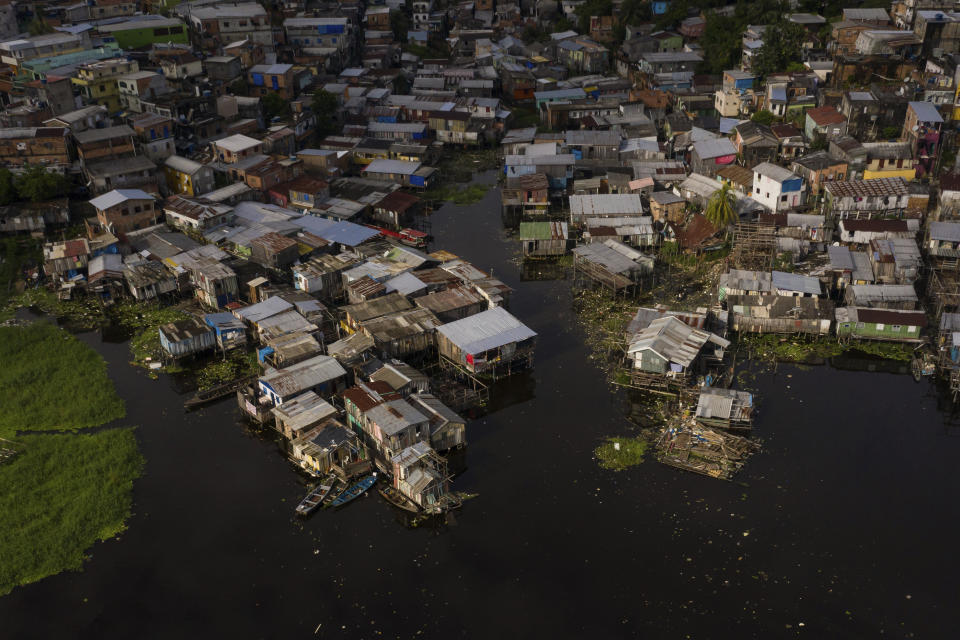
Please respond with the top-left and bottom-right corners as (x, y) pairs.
(0, 320), (142, 596)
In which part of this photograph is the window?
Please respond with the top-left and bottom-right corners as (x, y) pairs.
(780, 195), (787, 202)
(908, 325), (917, 333)
(876, 323), (885, 330)
(891, 325), (902, 332)
(878, 159), (884, 168)
(856, 322), (864, 329)
(223, 22), (230, 27)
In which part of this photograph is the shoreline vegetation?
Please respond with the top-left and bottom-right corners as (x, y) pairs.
(0, 321), (142, 597)
(571, 263), (915, 472)
(422, 149), (499, 205)
(5, 290), (257, 389)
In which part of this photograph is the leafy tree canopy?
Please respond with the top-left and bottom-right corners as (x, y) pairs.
(751, 110), (777, 126)
(14, 165), (70, 203)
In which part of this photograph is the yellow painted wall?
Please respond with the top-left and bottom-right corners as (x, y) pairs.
(863, 168), (914, 181)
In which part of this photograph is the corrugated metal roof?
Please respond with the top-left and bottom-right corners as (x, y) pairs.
(828, 245), (855, 270)
(753, 162), (799, 183)
(569, 194), (644, 217)
(825, 178), (909, 198)
(693, 138), (736, 159)
(437, 307), (536, 355)
(930, 222), (960, 242)
(627, 316), (729, 367)
(849, 284), (918, 303)
(771, 270), (821, 295)
(236, 296), (294, 324)
(572, 242), (643, 275)
(260, 355), (346, 397)
(366, 398), (428, 435)
(909, 101), (944, 124)
(89, 189), (153, 210)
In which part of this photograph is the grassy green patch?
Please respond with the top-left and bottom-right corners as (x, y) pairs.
(8, 288), (106, 330)
(0, 321), (141, 596)
(109, 301), (190, 366)
(196, 350), (259, 390)
(738, 333), (914, 363)
(0, 237), (41, 310)
(595, 436), (648, 471)
(0, 429), (143, 596)
(0, 322), (125, 436)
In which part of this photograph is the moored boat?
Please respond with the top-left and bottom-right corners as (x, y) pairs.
(330, 473), (377, 508)
(295, 476), (338, 516)
(378, 484), (419, 513)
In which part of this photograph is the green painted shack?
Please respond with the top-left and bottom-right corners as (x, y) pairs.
(835, 307), (926, 343)
(518, 221), (569, 257)
(98, 18), (188, 49)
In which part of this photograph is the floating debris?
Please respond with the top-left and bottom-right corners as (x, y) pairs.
(656, 419), (761, 480)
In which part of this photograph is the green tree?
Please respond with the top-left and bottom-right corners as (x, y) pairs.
(882, 126), (901, 140)
(0, 168), (15, 206)
(311, 89), (339, 140)
(698, 14), (741, 74)
(390, 9), (410, 42)
(574, 0), (613, 34)
(705, 182), (738, 230)
(751, 110), (777, 126)
(262, 92), (290, 120)
(27, 17), (54, 36)
(14, 165), (70, 203)
(751, 19), (806, 79)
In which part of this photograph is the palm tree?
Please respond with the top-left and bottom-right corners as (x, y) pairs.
(704, 182), (738, 231)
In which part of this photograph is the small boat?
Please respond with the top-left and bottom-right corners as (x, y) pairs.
(378, 484), (419, 513)
(295, 476), (338, 516)
(330, 473), (377, 508)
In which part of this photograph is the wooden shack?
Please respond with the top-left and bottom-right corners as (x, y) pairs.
(725, 295), (834, 335)
(341, 292), (414, 333)
(292, 253), (361, 302)
(436, 307), (537, 379)
(158, 317), (216, 359)
(359, 308), (441, 358)
(518, 221), (569, 257)
(694, 387), (754, 431)
(272, 391), (338, 440)
(414, 286), (487, 323)
(409, 392), (467, 452)
(835, 307), (926, 343)
(250, 232), (299, 269)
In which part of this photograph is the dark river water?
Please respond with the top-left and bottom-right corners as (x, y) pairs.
(3, 172), (958, 638)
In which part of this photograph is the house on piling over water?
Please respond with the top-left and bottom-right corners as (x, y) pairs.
(436, 306), (537, 379)
(341, 292), (415, 333)
(725, 295), (834, 335)
(518, 221), (569, 258)
(358, 307), (442, 359)
(408, 393), (467, 452)
(272, 391), (338, 440)
(695, 387), (754, 431)
(572, 240), (654, 292)
(835, 307), (927, 342)
(845, 284), (919, 310)
(258, 354), (348, 406)
(391, 441), (451, 511)
(626, 316), (729, 386)
(291, 422), (365, 477)
(414, 287), (487, 323)
(158, 317), (216, 359)
(204, 312), (248, 350)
